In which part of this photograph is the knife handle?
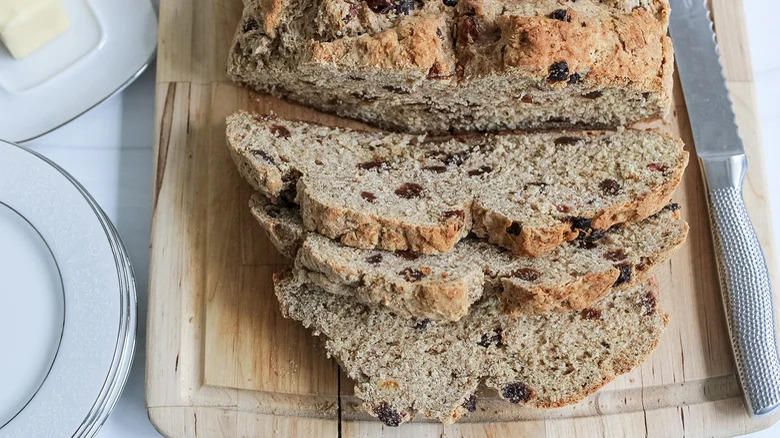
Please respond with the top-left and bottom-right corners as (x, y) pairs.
(702, 155), (780, 417)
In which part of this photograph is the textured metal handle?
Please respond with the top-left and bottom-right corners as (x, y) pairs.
(703, 155), (780, 417)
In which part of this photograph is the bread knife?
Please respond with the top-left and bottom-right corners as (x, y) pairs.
(669, 0), (780, 417)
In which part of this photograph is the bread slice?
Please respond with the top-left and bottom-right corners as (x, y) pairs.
(276, 274), (668, 425)
(228, 0), (673, 133)
(251, 194), (687, 320)
(229, 112), (688, 256)
(249, 198), (306, 259)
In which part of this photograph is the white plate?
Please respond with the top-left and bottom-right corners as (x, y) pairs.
(0, 0), (157, 143)
(0, 139), (136, 438)
(0, 205), (64, 427)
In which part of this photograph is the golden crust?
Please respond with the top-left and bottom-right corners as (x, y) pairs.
(473, 147), (689, 258)
(306, 1), (671, 94)
(463, 5), (670, 93)
(251, 193), (689, 321)
(244, 0), (289, 38)
(500, 268), (620, 315)
(311, 15), (454, 76)
(299, 184), (472, 254)
(228, 0), (675, 133)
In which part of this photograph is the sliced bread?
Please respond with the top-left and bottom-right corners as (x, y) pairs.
(251, 194), (687, 320)
(276, 274), (668, 425)
(229, 112), (688, 256)
(249, 197), (306, 259)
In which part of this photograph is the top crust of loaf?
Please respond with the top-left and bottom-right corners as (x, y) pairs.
(457, 1), (671, 90)
(228, 0), (674, 133)
(238, 0), (670, 86)
(228, 112), (688, 256)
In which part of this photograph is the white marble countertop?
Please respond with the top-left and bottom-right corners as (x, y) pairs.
(17, 1), (780, 436)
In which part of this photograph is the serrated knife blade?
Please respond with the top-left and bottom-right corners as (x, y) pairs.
(669, 0), (780, 417)
(669, 0), (742, 158)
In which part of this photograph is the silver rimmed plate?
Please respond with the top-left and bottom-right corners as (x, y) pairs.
(0, 139), (136, 438)
(0, 0), (157, 143)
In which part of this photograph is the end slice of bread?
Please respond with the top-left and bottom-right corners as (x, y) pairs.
(227, 0), (673, 134)
(275, 274), (668, 425)
(252, 194), (687, 321)
(229, 112), (688, 256)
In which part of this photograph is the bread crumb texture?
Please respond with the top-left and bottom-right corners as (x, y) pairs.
(276, 274), (668, 425)
(229, 113), (688, 257)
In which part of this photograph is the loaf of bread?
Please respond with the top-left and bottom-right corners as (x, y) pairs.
(228, 0), (673, 133)
(252, 194), (687, 320)
(276, 273), (668, 425)
(229, 112), (688, 256)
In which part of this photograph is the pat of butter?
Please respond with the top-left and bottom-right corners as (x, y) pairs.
(0, 0), (70, 59)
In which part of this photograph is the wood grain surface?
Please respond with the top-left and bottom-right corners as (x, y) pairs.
(146, 0), (780, 436)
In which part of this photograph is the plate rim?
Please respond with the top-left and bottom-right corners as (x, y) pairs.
(16, 59), (154, 144)
(59, 154), (137, 438)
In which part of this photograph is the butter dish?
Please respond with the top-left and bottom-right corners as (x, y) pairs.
(0, 0), (157, 143)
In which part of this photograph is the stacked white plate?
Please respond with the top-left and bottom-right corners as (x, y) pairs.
(0, 139), (136, 438)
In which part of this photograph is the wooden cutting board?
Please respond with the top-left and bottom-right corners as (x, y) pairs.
(146, 0), (780, 436)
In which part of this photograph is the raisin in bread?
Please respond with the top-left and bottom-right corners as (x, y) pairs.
(252, 194), (687, 320)
(228, 0), (673, 133)
(275, 274), (668, 425)
(229, 113), (688, 256)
